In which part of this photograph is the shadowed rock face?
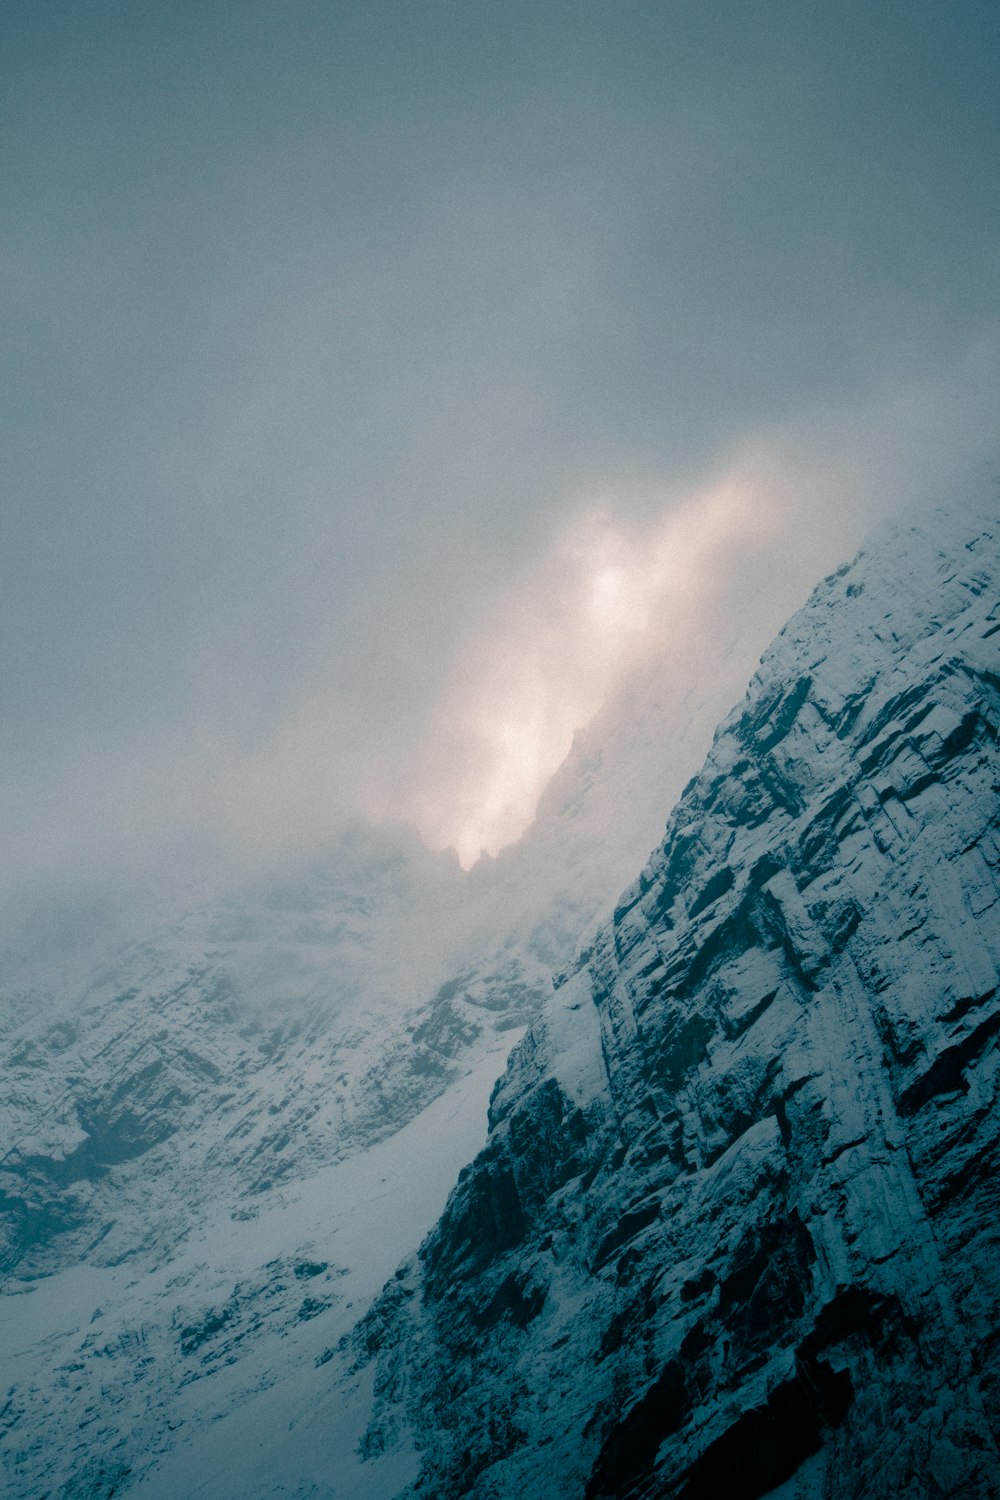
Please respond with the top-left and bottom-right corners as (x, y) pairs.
(357, 507), (1000, 1499)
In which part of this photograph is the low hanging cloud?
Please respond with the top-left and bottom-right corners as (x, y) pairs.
(402, 473), (773, 864)
(3, 341), (993, 932)
(386, 352), (1000, 866)
(2, 1), (997, 927)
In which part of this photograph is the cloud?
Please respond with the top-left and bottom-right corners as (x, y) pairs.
(1, 1), (997, 913)
(383, 346), (1000, 865)
(397, 473), (770, 863)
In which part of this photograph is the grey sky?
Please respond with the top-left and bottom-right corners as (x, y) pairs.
(2, 0), (998, 885)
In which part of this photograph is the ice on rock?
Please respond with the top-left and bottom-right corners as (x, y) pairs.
(355, 501), (1000, 1500)
(3, 498), (1000, 1499)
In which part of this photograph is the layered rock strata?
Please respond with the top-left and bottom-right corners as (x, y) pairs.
(358, 506), (1000, 1500)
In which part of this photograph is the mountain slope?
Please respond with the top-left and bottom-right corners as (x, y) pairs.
(5, 498), (997, 1500)
(0, 823), (544, 1497)
(0, 613), (762, 1497)
(355, 502), (1000, 1499)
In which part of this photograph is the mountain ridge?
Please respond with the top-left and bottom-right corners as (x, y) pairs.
(3, 497), (998, 1498)
(352, 499), (1000, 1499)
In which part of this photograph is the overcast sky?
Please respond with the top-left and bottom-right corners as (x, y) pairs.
(2, 0), (998, 891)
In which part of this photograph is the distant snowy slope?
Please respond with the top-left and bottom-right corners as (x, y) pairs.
(0, 825), (485, 1495)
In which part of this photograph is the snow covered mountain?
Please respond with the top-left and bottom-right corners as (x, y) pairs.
(353, 500), (1000, 1498)
(3, 497), (998, 1499)
(0, 580), (759, 1494)
(0, 824), (492, 1496)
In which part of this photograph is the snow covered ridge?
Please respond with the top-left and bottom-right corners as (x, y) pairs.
(356, 505), (1000, 1498)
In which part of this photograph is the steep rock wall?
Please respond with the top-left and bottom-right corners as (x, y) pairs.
(358, 506), (1000, 1499)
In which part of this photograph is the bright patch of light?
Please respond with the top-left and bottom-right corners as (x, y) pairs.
(411, 471), (777, 866)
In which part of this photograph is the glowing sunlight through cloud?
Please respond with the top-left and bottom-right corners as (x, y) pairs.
(413, 474), (776, 866)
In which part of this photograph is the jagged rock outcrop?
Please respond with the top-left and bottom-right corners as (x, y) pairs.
(4, 499), (998, 1500)
(357, 503), (1000, 1499)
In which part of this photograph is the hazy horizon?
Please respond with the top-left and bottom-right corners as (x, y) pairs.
(3, 0), (998, 899)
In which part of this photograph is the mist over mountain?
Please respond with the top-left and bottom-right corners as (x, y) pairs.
(355, 497), (1000, 1499)
(2, 494), (999, 1499)
(0, 549), (761, 1497)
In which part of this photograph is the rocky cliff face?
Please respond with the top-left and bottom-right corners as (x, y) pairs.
(4, 501), (998, 1500)
(356, 504), (1000, 1499)
(0, 510), (777, 1498)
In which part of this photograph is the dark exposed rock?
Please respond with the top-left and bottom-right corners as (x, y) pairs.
(357, 507), (1000, 1499)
